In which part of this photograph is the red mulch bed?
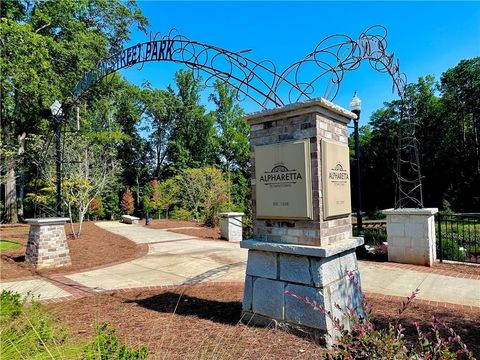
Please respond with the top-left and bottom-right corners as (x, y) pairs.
(48, 283), (480, 359)
(144, 219), (201, 229)
(146, 219), (222, 241)
(431, 261), (480, 276)
(358, 249), (480, 276)
(0, 222), (144, 281)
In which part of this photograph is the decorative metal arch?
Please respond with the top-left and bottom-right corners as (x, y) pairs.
(72, 25), (423, 208)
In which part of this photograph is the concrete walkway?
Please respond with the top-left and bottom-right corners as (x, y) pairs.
(1, 221), (479, 307)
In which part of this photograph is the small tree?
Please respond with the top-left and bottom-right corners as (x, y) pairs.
(88, 197), (104, 220)
(121, 188), (135, 215)
(151, 178), (178, 219)
(176, 167), (228, 225)
(34, 135), (118, 239)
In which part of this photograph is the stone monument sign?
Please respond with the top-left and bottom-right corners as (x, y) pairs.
(241, 98), (364, 346)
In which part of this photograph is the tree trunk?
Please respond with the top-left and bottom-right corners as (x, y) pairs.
(68, 203), (77, 239)
(16, 132), (26, 222)
(77, 208), (84, 239)
(4, 158), (18, 223)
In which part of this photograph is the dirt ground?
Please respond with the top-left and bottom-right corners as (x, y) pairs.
(0, 222), (144, 281)
(146, 219), (222, 241)
(49, 283), (480, 359)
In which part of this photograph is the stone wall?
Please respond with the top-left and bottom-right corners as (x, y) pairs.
(25, 218), (71, 269)
(242, 244), (364, 345)
(249, 103), (352, 246)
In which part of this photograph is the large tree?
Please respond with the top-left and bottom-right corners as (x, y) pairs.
(0, 0), (147, 222)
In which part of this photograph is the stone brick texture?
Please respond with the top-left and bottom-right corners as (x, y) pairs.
(25, 224), (71, 269)
(386, 213), (437, 266)
(249, 108), (352, 246)
(220, 216), (243, 242)
(242, 248), (363, 338)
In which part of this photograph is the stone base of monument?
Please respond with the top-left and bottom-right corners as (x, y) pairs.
(241, 237), (364, 346)
(383, 208), (439, 267)
(25, 217), (71, 269)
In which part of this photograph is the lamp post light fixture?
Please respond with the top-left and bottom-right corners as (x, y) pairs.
(350, 92), (363, 234)
(50, 100), (63, 217)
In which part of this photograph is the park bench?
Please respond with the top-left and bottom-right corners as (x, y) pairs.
(121, 215), (140, 224)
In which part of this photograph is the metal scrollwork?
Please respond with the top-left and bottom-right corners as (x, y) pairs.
(72, 25), (423, 208)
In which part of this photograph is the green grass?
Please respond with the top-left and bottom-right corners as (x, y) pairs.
(0, 240), (21, 252)
(0, 290), (149, 360)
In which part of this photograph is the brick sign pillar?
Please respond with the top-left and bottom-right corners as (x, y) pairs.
(25, 217), (71, 269)
(241, 99), (364, 345)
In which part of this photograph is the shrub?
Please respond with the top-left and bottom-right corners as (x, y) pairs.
(176, 167), (229, 225)
(286, 275), (474, 359)
(439, 238), (466, 261)
(83, 324), (148, 360)
(0, 290), (149, 359)
(120, 188), (135, 215)
(170, 208), (193, 221)
(88, 196), (105, 220)
(0, 290), (23, 320)
(0, 290), (73, 359)
(357, 229), (387, 246)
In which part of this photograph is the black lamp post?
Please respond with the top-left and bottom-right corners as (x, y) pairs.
(50, 100), (63, 217)
(350, 92), (363, 234)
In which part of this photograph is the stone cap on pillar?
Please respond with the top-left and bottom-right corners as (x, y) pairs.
(243, 97), (358, 125)
(241, 237), (364, 258)
(382, 208), (438, 216)
(218, 212), (245, 218)
(25, 217), (71, 226)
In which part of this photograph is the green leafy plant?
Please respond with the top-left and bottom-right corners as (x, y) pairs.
(0, 291), (149, 359)
(170, 208), (193, 221)
(83, 324), (148, 360)
(439, 238), (466, 261)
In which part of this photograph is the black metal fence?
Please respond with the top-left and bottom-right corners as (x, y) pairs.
(436, 213), (480, 264)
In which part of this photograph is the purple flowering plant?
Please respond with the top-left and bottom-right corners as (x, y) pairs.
(285, 270), (474, 359)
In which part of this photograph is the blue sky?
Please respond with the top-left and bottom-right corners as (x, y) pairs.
(120, 1), (480, 127)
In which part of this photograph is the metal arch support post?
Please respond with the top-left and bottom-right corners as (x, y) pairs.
(352, 109), (363, 234)
(54, 113), (62, 217)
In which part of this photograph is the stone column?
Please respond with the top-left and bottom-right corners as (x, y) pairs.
(241, 98), (364, 346)
(383, 208), (438, 266)
(25, 217), (71, 269)
(219, 212), (244, 242)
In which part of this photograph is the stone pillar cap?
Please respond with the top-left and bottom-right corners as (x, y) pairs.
(243, 97), (357, 123)
(382, 208), (438, 216)
(241, 237), (364, 258)
(218, 212), (245, 217)
(25, 217), (70, 225)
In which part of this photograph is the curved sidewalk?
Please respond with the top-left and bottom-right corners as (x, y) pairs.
(1, 222), (479, 308)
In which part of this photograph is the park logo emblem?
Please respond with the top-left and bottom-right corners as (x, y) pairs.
(259, 163), (302, 188)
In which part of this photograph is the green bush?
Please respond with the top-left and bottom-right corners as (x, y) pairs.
(0, 290), (23, 320)
(0, 290), (73, 359)
(439, 238), (466, 261)
(356, 229), (387, 246)
(170, 208), (193, 221)
(83, 324), (148, 360)
(0, 290), (149, 359)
